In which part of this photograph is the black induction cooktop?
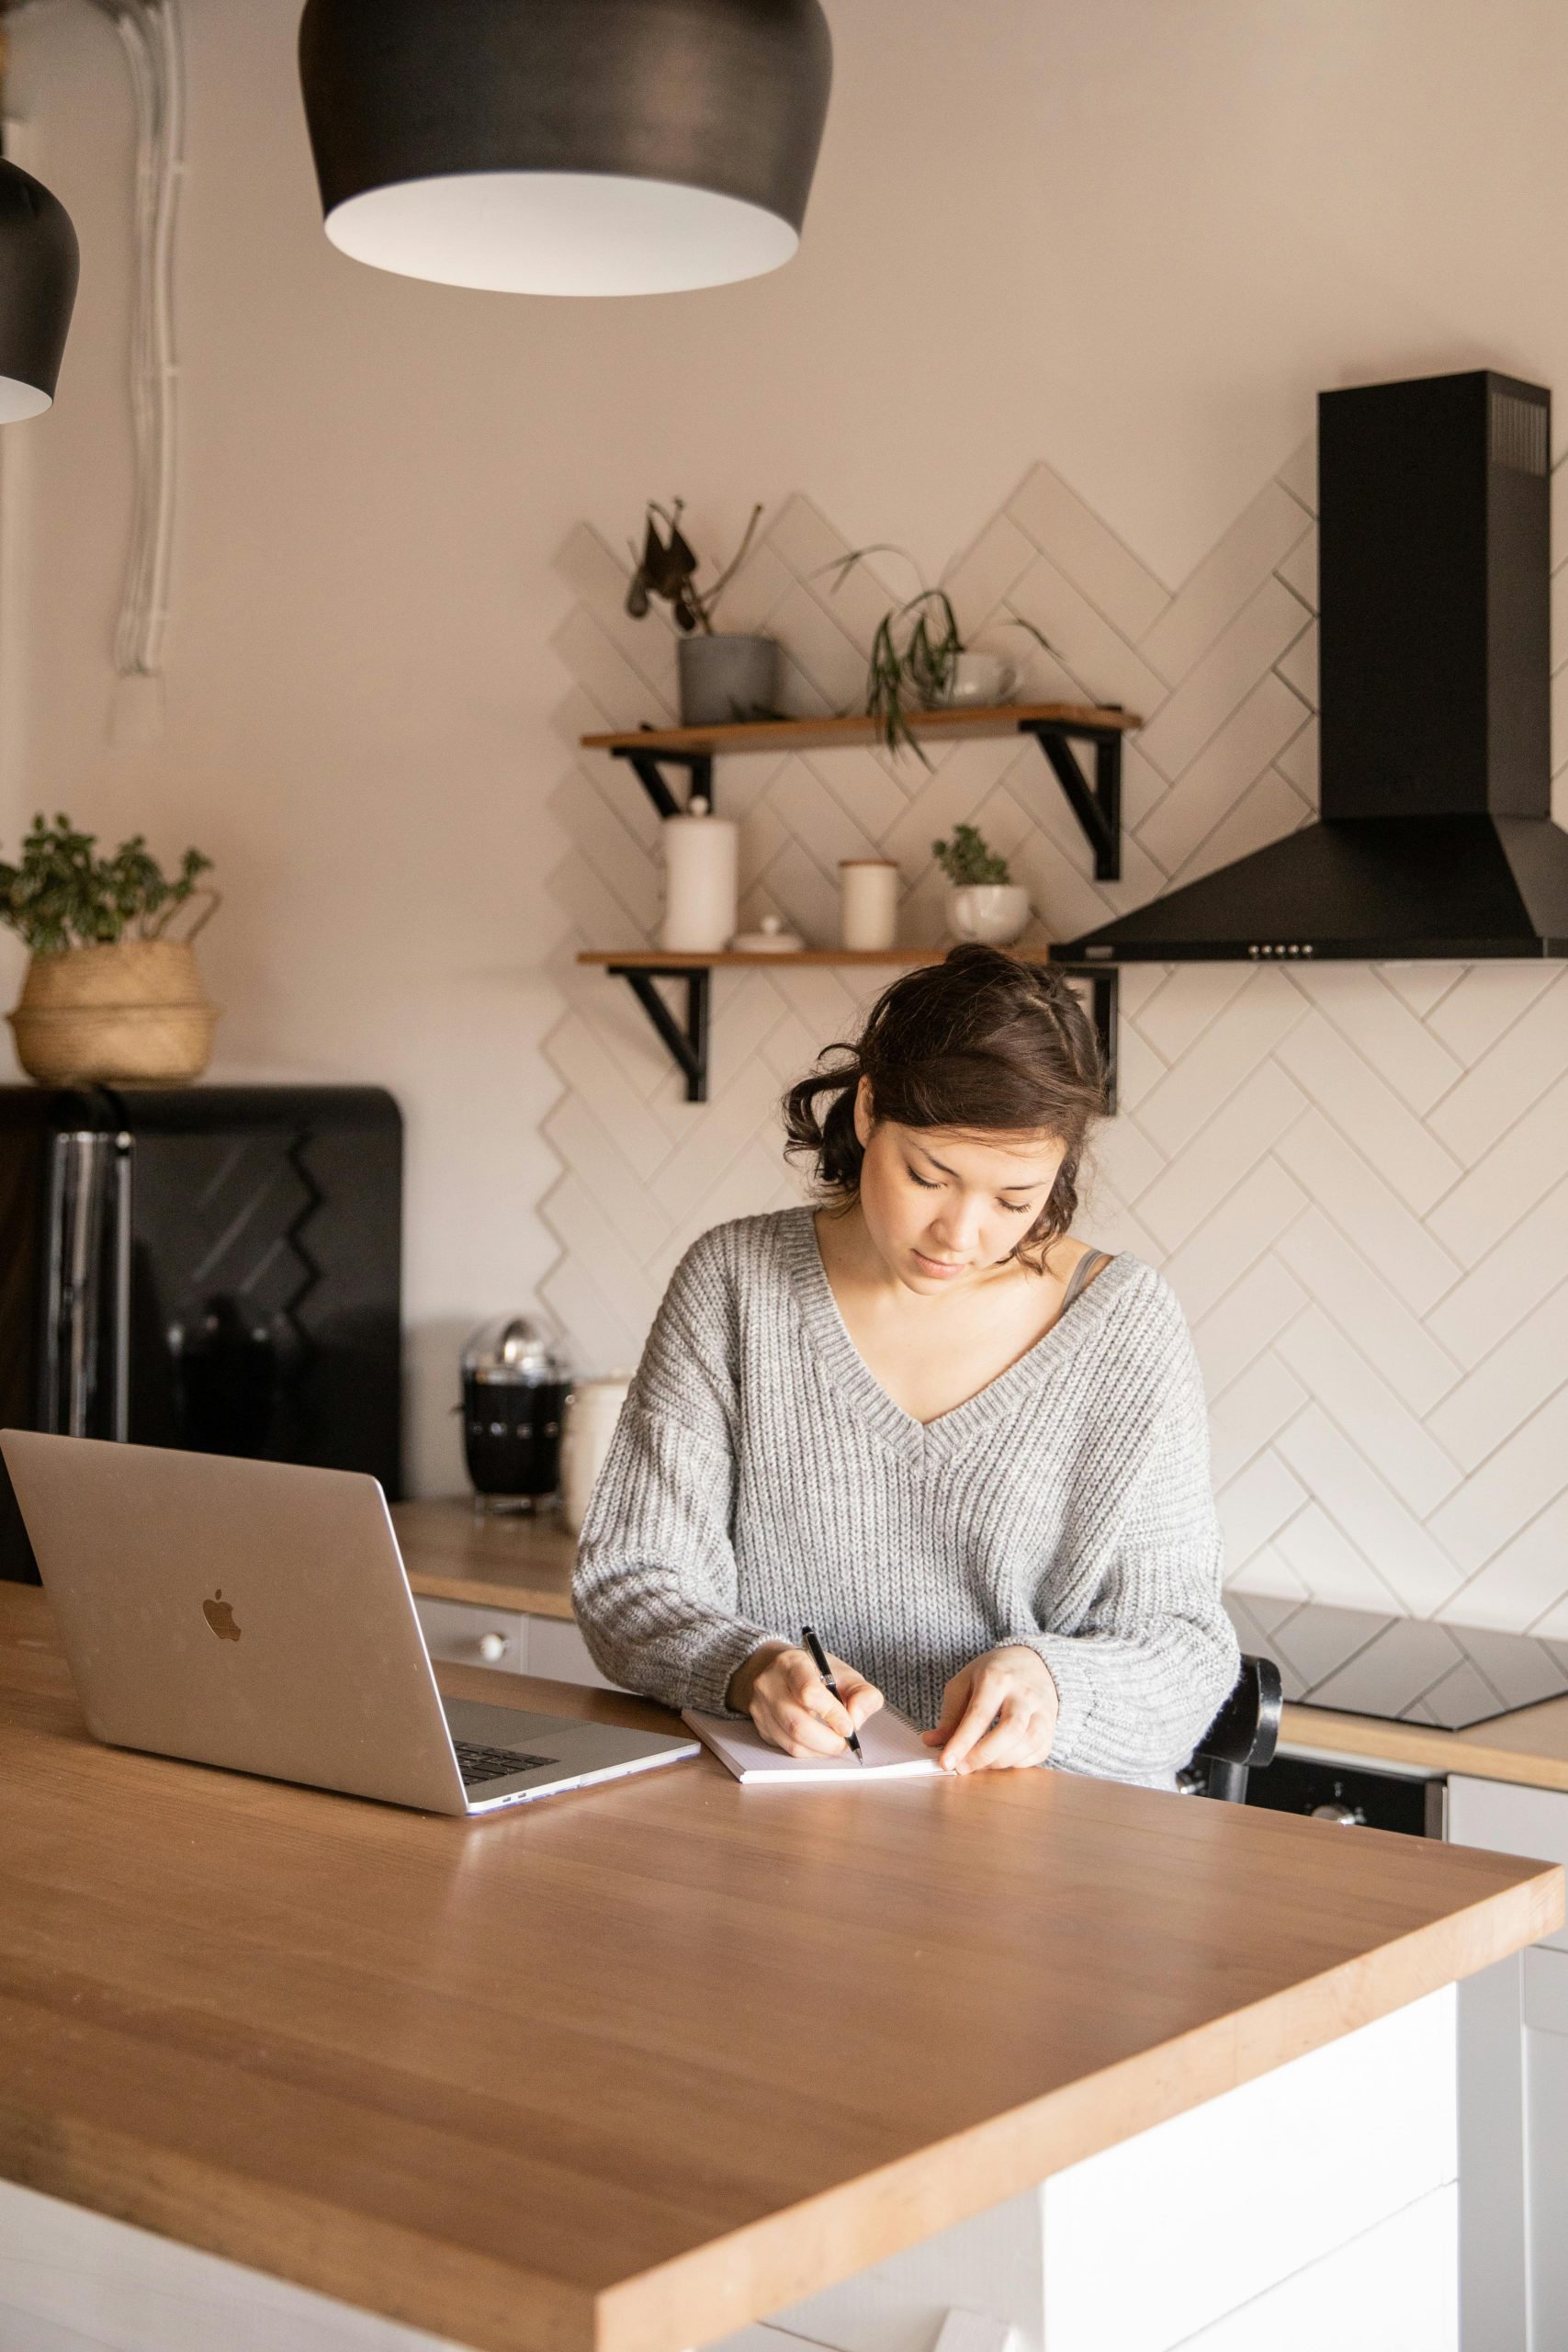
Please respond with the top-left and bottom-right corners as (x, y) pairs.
(1224, 1592), (1568, 1732)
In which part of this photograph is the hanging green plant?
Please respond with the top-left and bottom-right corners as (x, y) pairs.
(820, 546), (1052, 761)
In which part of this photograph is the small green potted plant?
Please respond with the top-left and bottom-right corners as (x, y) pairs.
(625, 499), (776, 727)
(932, 821), (1032, 945)
(0, 814), (219, 1084)
(823, 547), (1051, 760)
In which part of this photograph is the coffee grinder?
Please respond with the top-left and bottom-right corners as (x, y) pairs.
(460, 1317), (571, 1513)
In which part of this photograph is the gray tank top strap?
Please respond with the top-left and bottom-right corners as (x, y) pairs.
(1060, 1248), (1115, 1313)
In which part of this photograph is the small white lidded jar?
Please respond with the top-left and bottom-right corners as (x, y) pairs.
(660, 795), (739, 953)
(839, 858), (899, 951)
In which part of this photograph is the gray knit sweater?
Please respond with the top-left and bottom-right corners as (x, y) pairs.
(573, 1207), (1238, 1788)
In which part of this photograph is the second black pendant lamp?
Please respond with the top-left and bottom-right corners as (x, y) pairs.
(0, 157), (78, 420)
(298, 0), (833, 298)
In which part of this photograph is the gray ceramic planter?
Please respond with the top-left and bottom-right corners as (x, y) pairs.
(677, 634), (781, 727)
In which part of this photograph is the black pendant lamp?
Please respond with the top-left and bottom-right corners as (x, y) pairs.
(0, 158), (78, 420)
(298, 0), (833, 298)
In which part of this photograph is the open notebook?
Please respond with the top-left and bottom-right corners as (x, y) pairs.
(681, 1704), (941, 1784)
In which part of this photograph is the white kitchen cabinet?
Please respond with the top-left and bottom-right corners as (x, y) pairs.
(1448, 1775), (1568, 1954)
(411, 1593), (526, 1671)
(412, 1595), (622, 1690)
(1525, 1947), (1568, 2349)
(1449, 1774), (1568, 2350)
(525, 1614), (621, 1690)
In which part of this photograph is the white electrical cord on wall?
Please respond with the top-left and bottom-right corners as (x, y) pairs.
(85, 0), (183, 706)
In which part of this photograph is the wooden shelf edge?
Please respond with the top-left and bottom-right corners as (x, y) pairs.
(581, 702), (1139, 756)
(575, 945), (1065, 968)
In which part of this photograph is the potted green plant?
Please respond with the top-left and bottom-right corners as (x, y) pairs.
(625, 499), (776, 727)
(932, 821), (1032, 946)
(0, 814), (219, 1084)
(823, 547), (1051, 759)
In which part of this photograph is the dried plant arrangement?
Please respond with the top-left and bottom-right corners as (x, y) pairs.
(624, 499), (765, 635)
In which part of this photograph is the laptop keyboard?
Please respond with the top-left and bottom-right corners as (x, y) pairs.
(454, 1739), (556, 1787)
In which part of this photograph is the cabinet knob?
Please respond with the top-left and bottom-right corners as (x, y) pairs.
(478, 1630), (508, 1663)
(1309, 1800), (1366, 1826)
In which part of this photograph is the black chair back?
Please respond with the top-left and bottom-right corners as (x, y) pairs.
(1192, 1653), (1282, 1804)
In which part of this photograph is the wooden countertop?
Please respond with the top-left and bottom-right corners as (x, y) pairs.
(1280, 1694), (1568, 1792)
(394, 1502), (1568, 1793)
(2, 1586), (1560, 2352)
(395, 1496), (576, 1619)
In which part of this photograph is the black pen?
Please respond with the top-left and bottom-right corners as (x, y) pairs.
(801, 1624), (863, 1763)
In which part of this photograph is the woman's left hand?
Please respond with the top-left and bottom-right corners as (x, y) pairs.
(922, 1645), (1060, 1773)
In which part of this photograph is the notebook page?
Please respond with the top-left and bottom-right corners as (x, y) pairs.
(681, 1704), (941, 1784)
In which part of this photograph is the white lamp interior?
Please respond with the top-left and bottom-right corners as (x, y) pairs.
(323, 172), (799, 296)
(0, 376), (53, 424)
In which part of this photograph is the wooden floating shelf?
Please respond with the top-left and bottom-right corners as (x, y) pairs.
(577, 947), (953, 969)
(577, 946), (1118, 1114)
(578, 702), (1137, 1113)
(581, 701), (1139, 759)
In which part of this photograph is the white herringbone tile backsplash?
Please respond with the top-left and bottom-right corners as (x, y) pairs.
(541, 443), (1568, 1641)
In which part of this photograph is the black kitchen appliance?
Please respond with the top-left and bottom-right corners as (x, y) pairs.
(0, 1083), (401, 1581)
(1210, 1590), (1568, 1834)
(460, 1315), (570, 1512)
(1226, 1590), (1568, 1730)
(1058, 368), (1568, 964)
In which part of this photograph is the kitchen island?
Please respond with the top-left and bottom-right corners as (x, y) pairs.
(0, 1579), (1561, 2352)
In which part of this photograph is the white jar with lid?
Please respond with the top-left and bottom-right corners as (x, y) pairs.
(660, 795), (739, 953)
(839, 858), (899, 950)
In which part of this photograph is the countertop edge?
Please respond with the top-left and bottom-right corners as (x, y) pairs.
(405, 1566), (576, 1619)
(588, 1861), (1561, 2352)
(1280, 1700), (1568, 1791)
(0, 2098), (589, 2352)
(5, 1861), (1551, 2352)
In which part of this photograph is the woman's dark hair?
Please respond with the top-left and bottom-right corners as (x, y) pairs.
(782, 944), (1105, 1273)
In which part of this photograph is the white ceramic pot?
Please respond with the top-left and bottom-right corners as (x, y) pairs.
(925, 651), (1017, 708)
(946, 883), (1031, 945)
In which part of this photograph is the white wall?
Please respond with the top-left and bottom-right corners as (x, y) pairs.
(8, 0), (1568, 1642)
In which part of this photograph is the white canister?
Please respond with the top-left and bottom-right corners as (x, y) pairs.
(839, 859), (899, 951)
(660, 796), (739, 954)
(559, 1373), (633, 1537)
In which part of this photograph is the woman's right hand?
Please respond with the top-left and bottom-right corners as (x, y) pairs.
(727, 1642), (885, 1758)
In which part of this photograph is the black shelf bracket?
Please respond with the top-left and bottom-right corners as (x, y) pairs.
(1051, 962), (1120, 1114)
(1018, 718), (1122, 881)
(607, 964), (712, 1102)
(610, 743), (715, 820)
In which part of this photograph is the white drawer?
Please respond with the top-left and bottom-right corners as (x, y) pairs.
(1448, 1776), (1568, 1955)
(413, 1595), (527, 1672)
(527, 1616), (622, 1692)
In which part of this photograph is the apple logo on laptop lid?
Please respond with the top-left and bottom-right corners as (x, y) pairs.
(203, 1589), (242, 1643)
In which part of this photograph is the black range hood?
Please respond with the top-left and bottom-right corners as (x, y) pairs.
(1056, 369), (1568, 965)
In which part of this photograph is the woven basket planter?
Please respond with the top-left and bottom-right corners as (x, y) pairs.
(8, 938), (219, 1085)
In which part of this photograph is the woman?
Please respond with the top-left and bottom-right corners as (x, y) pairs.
(574, 945), (1238, 1788)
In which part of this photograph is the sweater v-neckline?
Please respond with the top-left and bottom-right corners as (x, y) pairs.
(781, 1205), (1134, 1467)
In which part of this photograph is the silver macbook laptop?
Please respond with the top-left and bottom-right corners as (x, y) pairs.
(0, 1430), (699, 1815)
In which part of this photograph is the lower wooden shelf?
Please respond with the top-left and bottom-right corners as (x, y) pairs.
(576, 947), (947, 967)
(575, 946), (1119, 1112)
